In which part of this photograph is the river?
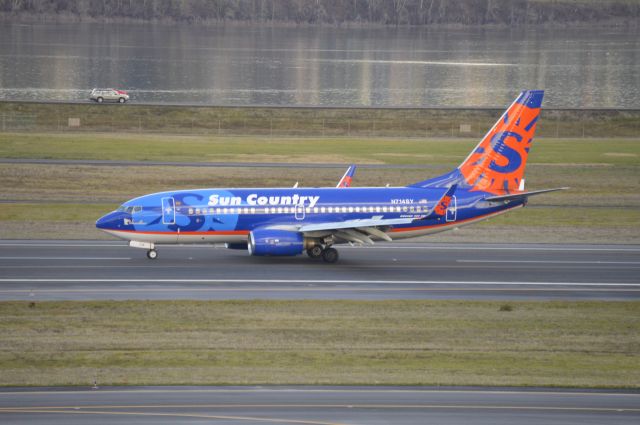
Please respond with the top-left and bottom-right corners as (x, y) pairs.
(0, 23), (638, 108)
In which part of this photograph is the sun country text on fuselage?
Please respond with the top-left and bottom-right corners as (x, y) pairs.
(96, 90), (566, 263)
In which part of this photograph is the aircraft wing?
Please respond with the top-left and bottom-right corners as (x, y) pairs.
(297, 186), (457, 244)
(298, 217), (416, 244)
(485, 187), (569, 203)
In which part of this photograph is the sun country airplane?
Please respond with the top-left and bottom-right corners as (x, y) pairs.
(96, 90), (566, 263)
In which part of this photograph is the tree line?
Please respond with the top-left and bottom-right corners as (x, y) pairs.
(1, 0), (638, 26)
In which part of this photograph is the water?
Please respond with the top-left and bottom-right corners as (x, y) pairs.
(0, 23), (638, 108)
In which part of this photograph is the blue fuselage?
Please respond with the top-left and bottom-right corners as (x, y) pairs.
(96, 186), (521, 244)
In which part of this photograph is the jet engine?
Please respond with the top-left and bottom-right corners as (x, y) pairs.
(248, 229), (314, 256)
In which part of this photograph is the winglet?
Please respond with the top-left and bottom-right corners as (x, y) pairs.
(426, 184), (457, 219)
(337, 165), (356, 188)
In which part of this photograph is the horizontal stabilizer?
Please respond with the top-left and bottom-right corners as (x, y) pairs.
(485, 187), (569, 203)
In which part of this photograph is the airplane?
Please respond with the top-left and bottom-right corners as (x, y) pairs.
(96, 90), (566, 263)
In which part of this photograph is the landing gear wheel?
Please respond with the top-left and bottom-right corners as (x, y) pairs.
(146, 249), (158, 260)
(321, 247), (339, 264)
(307, 245), (323, 259)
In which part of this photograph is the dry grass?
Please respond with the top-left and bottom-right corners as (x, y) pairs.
(0, 300), (638, 387)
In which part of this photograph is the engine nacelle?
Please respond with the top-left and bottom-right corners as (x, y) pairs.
(248, 229), (307, 256)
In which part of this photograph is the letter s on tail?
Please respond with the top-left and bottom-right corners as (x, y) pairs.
(458, 90), (544, 195)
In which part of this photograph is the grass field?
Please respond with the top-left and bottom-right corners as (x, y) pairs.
(1, 300), (638, 387)
(2, 101), (639, 138)
(1, 133), (639, 165)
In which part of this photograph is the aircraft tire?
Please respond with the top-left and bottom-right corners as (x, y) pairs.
(146, 249), (158, 260)
(307, 245), (323, 259)
(321, 247), (339, 264)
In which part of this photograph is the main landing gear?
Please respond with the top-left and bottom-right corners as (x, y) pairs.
(146, 249), (158, 260)
(307, 245), (339, 264)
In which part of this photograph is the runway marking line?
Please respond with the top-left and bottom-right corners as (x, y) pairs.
(1, 279), (638, 287)
(1, 403), (639, 414)
(1, 242), (639, 252)
(1, 388), (638, 397)
(345, 246), (640, 252)
(457, 260), (640, 265)
(1, 288), (640, 294)
(0, 257), (131, 260)
(0, 408), (345, 425)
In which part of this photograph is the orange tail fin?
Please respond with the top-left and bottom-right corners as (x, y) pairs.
(458, 90), (543, 194)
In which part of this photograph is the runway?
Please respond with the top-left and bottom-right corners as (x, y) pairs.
(0, 240), (638, 301)
(1, 386), (638, 425)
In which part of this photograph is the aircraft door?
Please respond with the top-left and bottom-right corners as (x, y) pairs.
(161, 197), (176, 225)
(446, 196), (457, 222)
(294, 201), (306, 221)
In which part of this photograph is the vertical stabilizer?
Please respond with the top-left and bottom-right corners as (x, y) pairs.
(410, 90), (543, 194)
(458, 90), (543, 194)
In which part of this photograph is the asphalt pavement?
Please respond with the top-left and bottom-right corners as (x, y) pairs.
(0, 240), (638, 301)
(1, 386), (639, 425)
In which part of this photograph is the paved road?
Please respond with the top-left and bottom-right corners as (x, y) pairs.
(1, 386), (638, 425)
(0, 240), (638, 301)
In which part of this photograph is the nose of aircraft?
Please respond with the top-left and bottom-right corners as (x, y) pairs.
(96, 211), (122, 230)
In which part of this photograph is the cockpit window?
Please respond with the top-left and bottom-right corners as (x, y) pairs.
(117, 205), (141, 214)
